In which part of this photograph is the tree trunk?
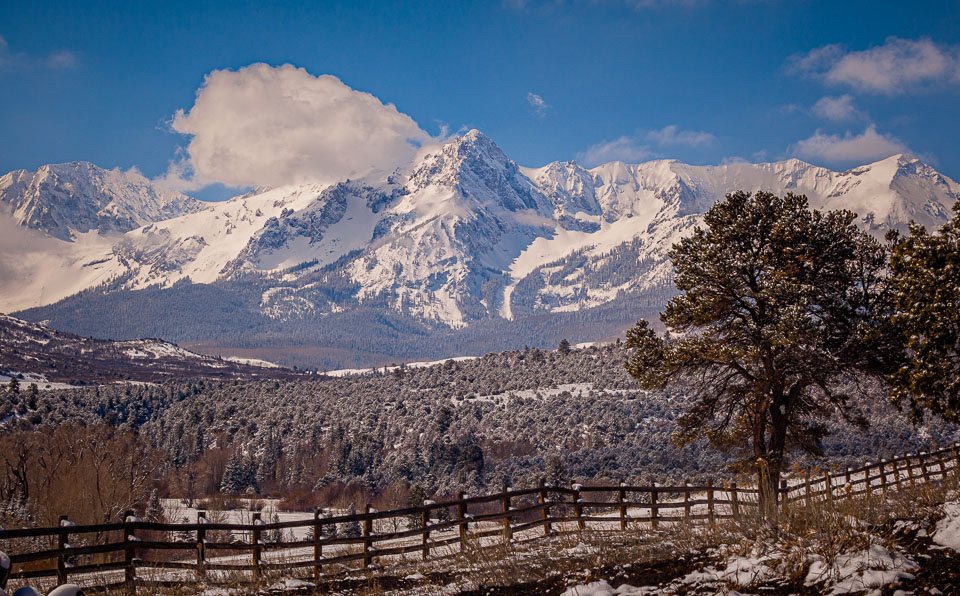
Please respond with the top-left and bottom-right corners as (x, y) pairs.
(757, 396), (788, 518)
(756, 451), (784, 518)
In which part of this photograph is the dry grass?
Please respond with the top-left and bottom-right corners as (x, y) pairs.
(7, 471), (958, 595)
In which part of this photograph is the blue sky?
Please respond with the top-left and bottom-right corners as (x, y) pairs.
(1, 0), (959, 199)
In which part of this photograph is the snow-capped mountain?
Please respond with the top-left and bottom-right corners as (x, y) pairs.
(2, 132), (958, 365)
(0, 162), (202, 241)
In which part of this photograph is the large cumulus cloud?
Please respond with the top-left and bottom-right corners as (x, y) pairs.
(162, 64), (433, 190)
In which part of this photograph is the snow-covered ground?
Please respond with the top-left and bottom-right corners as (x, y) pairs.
(0, 372), (80, 390)
(324, 356), (478, 377)
(222, 356), (280, 368)
(934, 498), (960, 551)
(5, 458), (957, 594)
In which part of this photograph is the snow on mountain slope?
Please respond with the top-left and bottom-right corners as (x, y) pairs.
(113, 182), (342, 287)
(0, 162), (202, 241)
(0, 162), (208, 310)
(0, 227), (123, 312)
(345, 130), (558, 326)
(1, 134), (958, 332)
(503, 153), (959, 321)
(818, 154), (959, 233)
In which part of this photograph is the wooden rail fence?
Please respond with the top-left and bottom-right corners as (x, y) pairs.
(1, 443), (957, 592)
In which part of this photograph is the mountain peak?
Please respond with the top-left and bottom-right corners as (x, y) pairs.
(460, 128), (486, 142)
(408, 129), (524, 196)
(0, 161), (203, 241)
(4, 136), (959, 337)
(450, 129), (506, 160)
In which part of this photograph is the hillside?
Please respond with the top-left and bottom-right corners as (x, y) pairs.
(7, 343), (956, 499)
(0, 314), (302, 386)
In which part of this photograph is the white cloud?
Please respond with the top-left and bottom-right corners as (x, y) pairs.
(43, 50), (78, 69)
(526, 92), (549, 117)
(645, 124), (714, 147)
(0, 37), (78, 71)
(786, 43), (845, 76)
(576, 136), (653, 166)
(789, 37), (960, 94)
(789, 124), (908, 165)
(576, 124), (715, 166)
(810, 94), (866, 122)
(161, 63), (434, 190)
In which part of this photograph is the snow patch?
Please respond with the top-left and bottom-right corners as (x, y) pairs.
(804, 543), (917, 594)
(933, 500), (960, 552)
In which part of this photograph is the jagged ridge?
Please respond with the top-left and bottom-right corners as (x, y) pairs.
(2, 133), (958, 346)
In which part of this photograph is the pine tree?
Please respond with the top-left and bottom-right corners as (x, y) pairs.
(557, 338), (571, 355)
(341, 504), (362, 537)
(545, 455), (565, 486)
(625, 191), (901, 514)
(888, 200), (960, 421)
(145, 488), (163, 522)
(406, 484), (426, 529)
(321, 516), (338, 538)
(174, 515), (193, 543)
(265, 510), (284, 543)
(220, 453), (244, 494)
(193, 426), (205, 460)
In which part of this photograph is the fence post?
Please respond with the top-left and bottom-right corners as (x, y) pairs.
(538, 479), (551, 537)
(251, 512), (262, 583)
(906, 454), (917, 487)
(57, 515), (69, 585)
(421, 507), (430, 560)
(954, 443), (960, 476)
(123, 510), (137, 593)
(457, 492), (468, 550)
(196, 511), (207, 579)
(937, 452), (947, 480)
(880, 460), (888, 493)
(706, 479), (715, 525)
(844, 466), (851, 493)
(823, 472), (833, 502)
(572, 483), (584, 531)
(501, 483), (512, 543)
(618, 482), (627, 531)
(804, 470), (812, 507)
(892, 457), (903, 487)
(313, 510), (323, 581)
(683, 484), (691, 520)
(650, 482), (658, 530)
(779, 480), (788, 514)
(920, 452), (931, 483)
(730, 483), (739, 519)
(362, 504), (373, 569)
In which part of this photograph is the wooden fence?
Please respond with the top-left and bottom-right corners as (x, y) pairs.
(1, 443), (958, 592)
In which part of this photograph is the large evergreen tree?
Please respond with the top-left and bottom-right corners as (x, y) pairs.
(888, 200), (960, 421)
(625, 191), (901, 514)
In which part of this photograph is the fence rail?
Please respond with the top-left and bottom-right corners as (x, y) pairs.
(1, 443), (958, 592)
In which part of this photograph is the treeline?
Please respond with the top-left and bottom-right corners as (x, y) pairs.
(2, 344), (956, 528)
